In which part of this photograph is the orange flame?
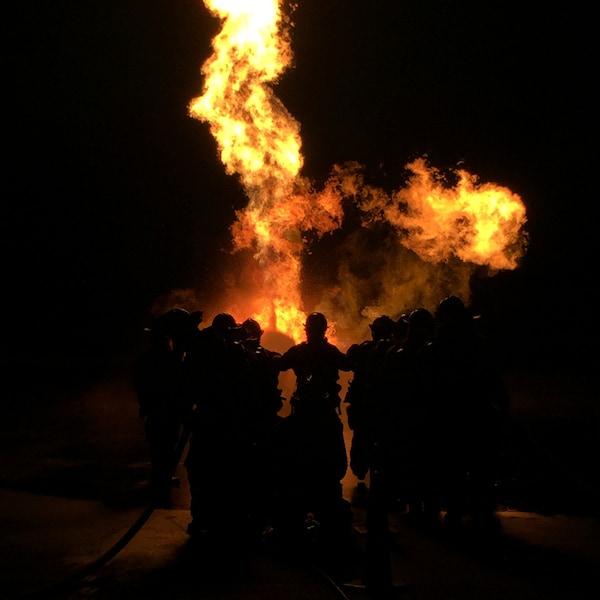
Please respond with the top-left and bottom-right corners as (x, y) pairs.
(389, 158), (527, 270)
(188, 1), (528, 345)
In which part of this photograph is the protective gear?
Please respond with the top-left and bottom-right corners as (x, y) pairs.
(211, 312), (238, 333)
(305, 312), (328, 335)
(436, 295), (467, 326)
(408, 307), (435, 329)
(369, 315), (395, 339)
(242, 317), (263, 341)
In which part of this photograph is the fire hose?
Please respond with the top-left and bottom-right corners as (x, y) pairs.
(10, 427), (355, 600)
(11, 428), (191, 600)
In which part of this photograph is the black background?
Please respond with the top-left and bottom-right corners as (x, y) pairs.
(5, 1), (597, 380)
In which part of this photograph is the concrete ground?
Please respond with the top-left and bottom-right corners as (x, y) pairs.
(1, 370), (599, 599)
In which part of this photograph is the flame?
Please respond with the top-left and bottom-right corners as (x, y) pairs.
(188, 1), (528, 345)
(189, 1), (301, 189)
(386, 158), (526, 271)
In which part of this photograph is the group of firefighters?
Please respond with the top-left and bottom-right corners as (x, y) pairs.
(132, 296), (510, 557)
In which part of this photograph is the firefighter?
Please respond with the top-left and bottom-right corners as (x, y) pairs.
(345, 315), (396, 481)
(272, 312), (353, 548)
(381, 308), (437, 520)
(421, 296), (510, 533)
(240, 317), (284, 539)
(132, 308), (202, 508)
(183, 312), (255, 551)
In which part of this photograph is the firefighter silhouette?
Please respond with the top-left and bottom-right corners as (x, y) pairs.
(272, 312), (353, 548)
(133, 308), (202, 508)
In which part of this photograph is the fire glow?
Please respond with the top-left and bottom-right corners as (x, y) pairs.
(188, 0), (527, 345)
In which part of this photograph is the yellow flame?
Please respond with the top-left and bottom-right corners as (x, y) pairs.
(387, 158), (527, 270)
(189, 0), (301, 189)
(190, 0), (310, 341)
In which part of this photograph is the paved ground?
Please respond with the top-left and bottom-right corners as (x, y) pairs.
(2, 486), (599, 600)
(1, 369), (599, 599)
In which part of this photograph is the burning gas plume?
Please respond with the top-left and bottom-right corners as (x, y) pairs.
(187, 0), (527, 345)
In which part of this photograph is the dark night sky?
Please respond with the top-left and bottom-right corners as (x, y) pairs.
(5, 1), (597, 379)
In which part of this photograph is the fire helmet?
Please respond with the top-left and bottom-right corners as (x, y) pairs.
(305, 312), (328, 335)
(435, 295), (467, 326)
(369, 315), (395, 339)
(242, 317), (263, 340)
(408, 307), (435, 330)
(211, 312), (238, 333)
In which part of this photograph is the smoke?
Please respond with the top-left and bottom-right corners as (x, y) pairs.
(293, 197), (477, 346)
